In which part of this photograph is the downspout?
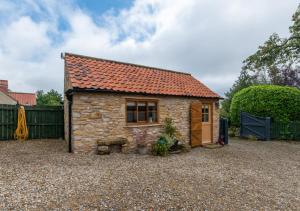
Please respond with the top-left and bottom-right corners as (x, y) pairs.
(62, 52), (73, 153)
(67, 92), (73, 153)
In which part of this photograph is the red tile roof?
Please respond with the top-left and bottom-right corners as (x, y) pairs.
(9, 92), (36, 106)
(64, 53), (220, 98)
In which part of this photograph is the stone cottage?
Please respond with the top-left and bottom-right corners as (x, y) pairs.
(63, 53), (221, 154)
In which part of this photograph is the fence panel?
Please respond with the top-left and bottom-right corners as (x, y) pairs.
(271, 121), (300, 140)
(0, 104), (18, 140)
(0, 104), (64, 140)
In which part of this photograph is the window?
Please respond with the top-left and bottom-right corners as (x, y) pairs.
(126, 100), (158, 123)
(202, 105), (209, 122)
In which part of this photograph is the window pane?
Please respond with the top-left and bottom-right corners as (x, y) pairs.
(148, 111), (157, 122)
(202, 113), (209, 122)
(205, 106), (209, 114)
(148, 102), (157, 122)
(202, 105), (209, 114)
(138, 111), (146, 121)
(138, 102), (146, 109)
(205, 114), (209, 122)
(127, 111), (137, 122)
(127, 102), (137, 122)
(138, 102), (146, 121)
(127, 102), (135, 106)
(148, 102), (156, 110)
(127, 102), (136, 111)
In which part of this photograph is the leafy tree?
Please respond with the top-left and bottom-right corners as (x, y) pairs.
(222, 4), (300, 118)
(243, 4), (300, 87)
(268, 66), (300, 87)
(221, 70), (258, 117)
(36, 89), (63, 106)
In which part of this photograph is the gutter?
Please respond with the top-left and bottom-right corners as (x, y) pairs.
(66, 87), (222, 100)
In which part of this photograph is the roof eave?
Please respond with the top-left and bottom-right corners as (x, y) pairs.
(66, 87), (221, 100)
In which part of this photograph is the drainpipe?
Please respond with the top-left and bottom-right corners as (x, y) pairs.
(62, 53), (73, 153)
(66, 92), (73, 153)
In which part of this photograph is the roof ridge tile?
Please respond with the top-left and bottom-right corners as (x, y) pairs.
(64, 52), (191, 76)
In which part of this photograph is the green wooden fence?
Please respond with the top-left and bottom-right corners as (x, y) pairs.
(0, 104), (64, 140)
(271, 121), (300, 140)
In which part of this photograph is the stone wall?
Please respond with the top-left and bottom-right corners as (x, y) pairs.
(69, 92), (219, 154)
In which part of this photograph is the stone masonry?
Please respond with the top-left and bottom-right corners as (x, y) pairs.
(66, 92), (219, 154)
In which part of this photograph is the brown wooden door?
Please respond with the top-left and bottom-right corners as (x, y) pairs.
(191, 102), (202, 147)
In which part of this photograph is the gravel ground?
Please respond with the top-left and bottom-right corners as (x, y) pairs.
(0, 138), (299, 210)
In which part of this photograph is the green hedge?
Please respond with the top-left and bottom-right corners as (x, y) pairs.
(230, 85), (300, 126)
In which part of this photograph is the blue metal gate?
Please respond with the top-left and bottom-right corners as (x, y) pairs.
(240, 112), (271, 140)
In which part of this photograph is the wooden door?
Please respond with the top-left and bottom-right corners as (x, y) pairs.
(202, 104), (212, 144)
(191, 102), (202, 147)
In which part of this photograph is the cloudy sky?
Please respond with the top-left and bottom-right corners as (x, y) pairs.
(0, 0), (298, 97)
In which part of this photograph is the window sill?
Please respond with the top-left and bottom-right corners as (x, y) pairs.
(124, 123), (162, 128)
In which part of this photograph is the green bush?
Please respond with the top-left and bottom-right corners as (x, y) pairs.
(230, 85), (300, 126)
(152, 136), (170, 156)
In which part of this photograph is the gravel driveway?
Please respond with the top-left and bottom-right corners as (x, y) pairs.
(0, 138), (299, 210)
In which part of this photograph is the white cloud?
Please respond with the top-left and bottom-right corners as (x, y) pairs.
(0, 0), (298, 96)
(1, 16), (50, 60)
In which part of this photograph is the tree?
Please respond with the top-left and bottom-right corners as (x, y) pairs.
(243, 4), (300, 88)
(221, 4), (300, 118)
(221, 69), (258, 117)
(36, 89), (63, 106)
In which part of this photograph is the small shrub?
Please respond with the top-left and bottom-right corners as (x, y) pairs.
(153, 117), (189, 156)
(152, 136), (169, 156)
(160, 133), (174, 148)
(163, 117), (177, 138)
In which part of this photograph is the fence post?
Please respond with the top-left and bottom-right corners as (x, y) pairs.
(265, 117), (271, 141)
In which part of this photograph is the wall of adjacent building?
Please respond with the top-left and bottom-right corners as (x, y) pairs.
(67, 92), (219, 154)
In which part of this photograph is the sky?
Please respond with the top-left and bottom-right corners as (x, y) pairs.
(0, 0), (298, 97)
